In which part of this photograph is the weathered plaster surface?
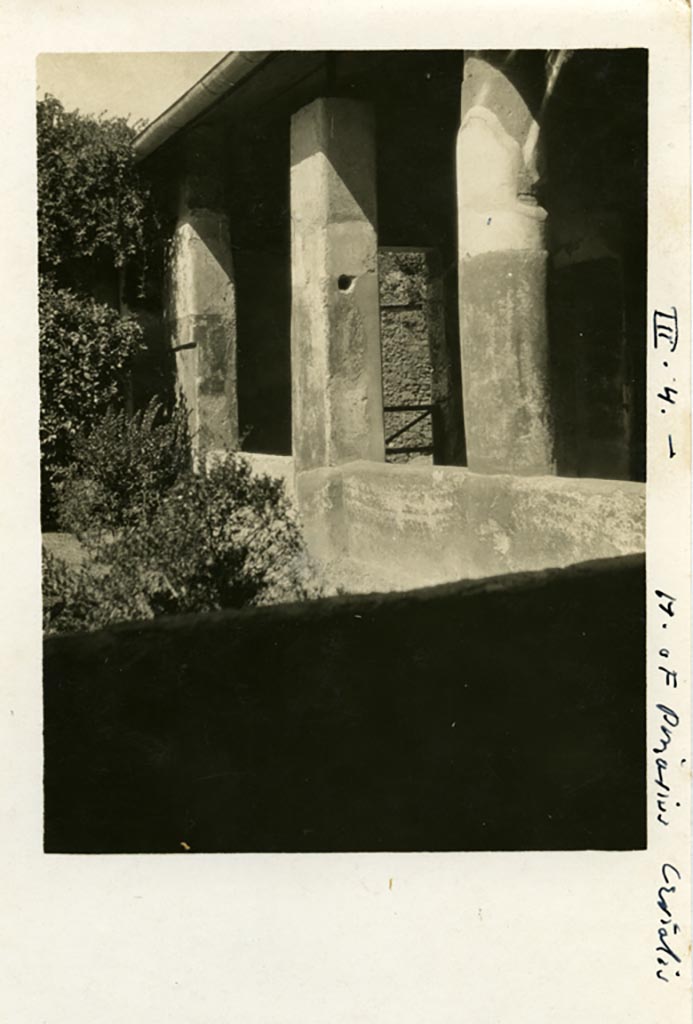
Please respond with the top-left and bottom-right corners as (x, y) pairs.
(459, 250), (554, 474)
(241, 453), (296, 499)
(457, 53), (554, 476)
(297, 460), (645, 593)
(168, 184), (238, 454)
(290, 98), (384, 471)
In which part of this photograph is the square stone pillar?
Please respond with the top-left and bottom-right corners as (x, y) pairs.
(168, 132), (238, 458)
(290, 98), (385, 472)
(457, 53), (556, 475)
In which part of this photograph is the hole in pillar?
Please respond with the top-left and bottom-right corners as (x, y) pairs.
(337, 274), (355, 292)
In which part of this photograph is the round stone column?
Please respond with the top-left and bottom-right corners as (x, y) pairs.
(457, 53), (555, 475)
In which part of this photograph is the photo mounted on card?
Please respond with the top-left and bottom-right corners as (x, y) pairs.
(39, 48), (653, 855)
(0, 2), (686, 1020)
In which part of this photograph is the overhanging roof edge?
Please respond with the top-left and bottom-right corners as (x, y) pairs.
(133, 51), (275, 161)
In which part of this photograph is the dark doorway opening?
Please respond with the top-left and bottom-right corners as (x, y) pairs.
(227, 119), (293, 456)
(544, 49), (648, 482)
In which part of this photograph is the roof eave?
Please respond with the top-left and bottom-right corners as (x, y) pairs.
(133, 51), (275, 161)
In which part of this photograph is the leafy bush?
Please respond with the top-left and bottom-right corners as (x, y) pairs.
(43, 412), (320, 635)
(42, 547), (119, 636)
(37, 95), (156, 279)
(39, 275), (144, 521)
(38, 95), (320, 634)
(37, 96), (170, 522)
(55, 397), (191, 536)
(91, 458), (317, 615)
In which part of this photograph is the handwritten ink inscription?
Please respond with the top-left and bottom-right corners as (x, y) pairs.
(653, 307), (680, 458)
(652, 588), (686, 985)
(653, 307), (679, 353)
(652, 588), (681, 829)
(656, 863), (683, 983)
(650, 305), (686, 988)
(653, 704), (680, 828)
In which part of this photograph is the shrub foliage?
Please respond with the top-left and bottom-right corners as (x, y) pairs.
(39, 276), (144, 519)
(54, 398), (190, 536)
(44, 406), (319, 634)
(39, 96), (319, 632)
(37, 95), (162, 521)
(37, 95), (155, 277)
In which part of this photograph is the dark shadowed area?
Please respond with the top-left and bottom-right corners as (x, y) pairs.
(44, 553), (645, 854)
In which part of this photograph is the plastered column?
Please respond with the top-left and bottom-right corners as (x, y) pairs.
(290, 98), (385, 472)
(457, 54), (555, 475)
(168, 133), (238, 457)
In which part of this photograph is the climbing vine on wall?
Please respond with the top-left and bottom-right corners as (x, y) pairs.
(37, 95), (160, 523)
(37, 95), (157, 281)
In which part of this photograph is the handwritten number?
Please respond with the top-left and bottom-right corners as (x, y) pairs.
(653, 307), (679, 353)
(654, 591), (676, 618)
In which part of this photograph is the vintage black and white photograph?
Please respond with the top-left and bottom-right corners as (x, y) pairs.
(2, 0), (691, 1018)
(39, 48), (649, 854)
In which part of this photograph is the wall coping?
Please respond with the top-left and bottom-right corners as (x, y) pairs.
(296, 458), (646, 498)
